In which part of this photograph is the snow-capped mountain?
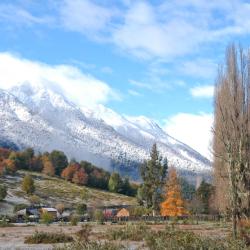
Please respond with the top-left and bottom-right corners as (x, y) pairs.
(0, 82), (211, 180)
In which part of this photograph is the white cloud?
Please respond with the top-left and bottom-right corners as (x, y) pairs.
(180, 58), (217, 79)
(190, 85), (214, 98)
(0, 4), (53, 27)
(60, 0), (117, 39)
(164, 113), (213, 159)
(0, 52), (119, 108)
(58, 0), (250, 60)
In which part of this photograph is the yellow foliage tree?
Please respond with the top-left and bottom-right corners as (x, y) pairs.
(161, 168), (188, 217)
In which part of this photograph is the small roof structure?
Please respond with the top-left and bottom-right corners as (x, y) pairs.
(42, 208), (57, 212)
(116, 208), (130, 217)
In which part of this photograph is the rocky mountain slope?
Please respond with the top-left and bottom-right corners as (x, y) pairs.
(0, 82), (211, 180)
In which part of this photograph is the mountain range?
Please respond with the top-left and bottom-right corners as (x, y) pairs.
(0, 82), (211, 181)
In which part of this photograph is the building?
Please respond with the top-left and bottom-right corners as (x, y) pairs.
(40, 207), (58, 219)
(116, 208), (130, 218)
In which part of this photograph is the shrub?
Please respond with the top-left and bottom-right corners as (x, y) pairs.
(75, 224), (92, 242)
(76, 203), (87, 215)
(0, 185), (7, 201)
(25, 231), (73, 244)
(22, 175), (35, 194)
(145, 229), (248, 250)
(0, 216), (14, 227)
(41, 212), (54, 225)
(54, 240), (124, 250)
(108, 223), (149, 241)
(94, 210), (104, 224)
(70, 215), (79, 226)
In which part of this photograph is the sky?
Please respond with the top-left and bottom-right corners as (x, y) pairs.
(0, 0), (250, 159)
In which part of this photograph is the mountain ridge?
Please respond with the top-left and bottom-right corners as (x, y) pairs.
(0, 82), (211, 181)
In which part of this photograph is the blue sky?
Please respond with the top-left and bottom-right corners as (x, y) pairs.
(0, 0), (250, 158)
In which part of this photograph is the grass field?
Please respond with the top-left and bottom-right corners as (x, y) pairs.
(0, 221), (238, 250)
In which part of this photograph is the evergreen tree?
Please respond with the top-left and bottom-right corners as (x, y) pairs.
(138, 143), (168, 214)
(22, 175), (35, 194)
(196, 180), (214, 214)
(49, 150), (68, 176)
(161, 168), (188, 217)
(179, 177), (196, 201)
(108, 172), (123, 193)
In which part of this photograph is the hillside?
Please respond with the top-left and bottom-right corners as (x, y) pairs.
(0, 171), (137, 215)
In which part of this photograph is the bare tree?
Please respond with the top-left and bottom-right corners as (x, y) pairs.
(213, 44), (250, 238)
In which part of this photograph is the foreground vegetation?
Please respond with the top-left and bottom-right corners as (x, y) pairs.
(51, 222), (249, 250)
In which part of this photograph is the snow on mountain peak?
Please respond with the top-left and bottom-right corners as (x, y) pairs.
(0, 83), (211, 181)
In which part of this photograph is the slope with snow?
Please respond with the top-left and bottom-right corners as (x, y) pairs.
(0, 82), (211, 180)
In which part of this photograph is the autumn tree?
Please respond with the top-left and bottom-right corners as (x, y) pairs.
(22, 175), (35, 195)
(42, 156), (55, 176)
(138, 143), (168, 215)
(213, 44), (250, 237)
(161, 168), (188, 217)
(61, 163), (80, 181)
(72, 168), (88, 185)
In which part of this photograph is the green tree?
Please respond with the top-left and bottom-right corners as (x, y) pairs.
(138, 143), (168, 215)
(22, 175), (35, 194)
(22, 148), (35, 170)
(196, 180), (214, 214)
(179, 177), (196, 201)
(0, 185), (7, 201)
(76, 203), (87, 215)
(49, 150), (68, 176)
(108, 172), (123, 193)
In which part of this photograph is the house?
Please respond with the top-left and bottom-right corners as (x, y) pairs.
(16, 207), (40, 221)
(103, 208), (118, 219)
(116, 208), (130, 218)
(40, 207), (58, 219)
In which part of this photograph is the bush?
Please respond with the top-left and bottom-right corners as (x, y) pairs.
(108, 223), (149, 241)
(75, 224), (92, 242)
(54, 240), (124, 250)
(70, 215), (79, 226)
(25, 231), (73, 244)
(145, 228), (248, 250)
(76, 203), (87, 215)
(0, 185), (7, 201)
(0, 216), (14, 227)
(40, 212), (54, 225)
(22, 175), (35, 194)
(94, 210), (104, 224)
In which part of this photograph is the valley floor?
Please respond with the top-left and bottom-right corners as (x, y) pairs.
(0, 221), (231, 250)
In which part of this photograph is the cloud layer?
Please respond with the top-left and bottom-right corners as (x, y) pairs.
(0, 53), (119, 108)
(164, 113), (213, 159)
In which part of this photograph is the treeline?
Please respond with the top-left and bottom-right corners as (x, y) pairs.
(0, 147), (137, 197)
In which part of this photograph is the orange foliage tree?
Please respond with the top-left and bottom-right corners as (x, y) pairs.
(161, 168), (188, 217)
(42, 156), (55, 176)
(72, 168), (88, 185)
(61, 163), (80, 181)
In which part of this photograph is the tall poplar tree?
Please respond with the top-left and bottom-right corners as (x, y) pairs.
(213, 44), (250, 238)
